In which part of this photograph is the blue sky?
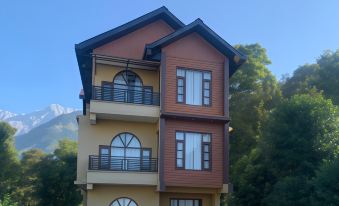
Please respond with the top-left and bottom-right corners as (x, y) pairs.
(1, 0), (338, 113)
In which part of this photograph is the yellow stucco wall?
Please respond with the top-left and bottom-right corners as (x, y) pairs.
(76, 114), (159, 183)
(94, 64), (160, 92)
(85, 186), (220, 206)
(87, 185), (159, 206)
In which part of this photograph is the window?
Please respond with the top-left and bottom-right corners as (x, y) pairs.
(100, 133), (142, 170)
(176, 68), (211, 106)
(176, 132), (211, 170)
(113, 70), (143, 103)
(111, 197), (137, 206)
(170, 199), (201, 206)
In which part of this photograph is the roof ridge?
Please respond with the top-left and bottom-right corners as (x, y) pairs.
(75, 6), (184, 51)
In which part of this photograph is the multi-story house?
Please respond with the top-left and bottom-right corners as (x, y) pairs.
(75, 6), (246, 206)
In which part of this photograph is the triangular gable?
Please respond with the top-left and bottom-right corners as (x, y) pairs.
(75, 6), (184, 54)
(144, 19), (246, 76)
(75, 7), (184, 101)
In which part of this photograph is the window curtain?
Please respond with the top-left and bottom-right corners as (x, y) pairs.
(185, 133), (202, 170)
(185, 71), (202, 105)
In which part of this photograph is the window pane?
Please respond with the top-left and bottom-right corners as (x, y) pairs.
(177, 142), (183, 150)
(142, 150), (150, 157)
(126, 148), (140, 158)
(178, 79), (184, 86)
(178, 87), (184, 94)
(204, 90), (210, 96)
(186, 70), (202, 105)
(194, 200), (200, 206)
(179, 200), (186, 206)
(171, 200), (178, 206)
(176, 132), (184, 140)
(202, 134), (211, 142)
(204, 145), (209, 152)
(203, 72), (211, 80)
(178, 95), (183, 102)
(204, 97), (210, 105)
(204, 81), (210, 89)
(111, 148), (124, 157)
(177, 151), (183, 158)
(128, 137), (140, 147)
(185, 133), (202, 170)
(204, 153), (209, 160)
(186, 200), (193, 206)
(193, 71), (202, 105)
(204, 161), (209, 169)
(177, 159), (183, 167)
(177, 69), (185, 77)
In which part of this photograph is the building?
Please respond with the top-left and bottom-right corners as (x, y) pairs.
(74, 6), (246, 206)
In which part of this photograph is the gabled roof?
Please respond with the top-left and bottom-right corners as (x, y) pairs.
(75, 6), (184, 54)
(75, 6), (185, 101)
(144, 19), (247, 75)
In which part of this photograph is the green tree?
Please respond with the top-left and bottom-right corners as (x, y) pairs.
(36, 139), (81, 206)
(230, 94), (339, 205)
(0, 122), (19, 200)
(16, 149), (46, 206)
(262, 176), (312, 206)
(262, 94), (339, 178)
(228, 148), (274, 206)
(230, 44), (281, 163)
(310, 158), (339, 206)
(282, 49), (339, 105)
(0, 194), (18, 206)
(228, 44), (281, 206)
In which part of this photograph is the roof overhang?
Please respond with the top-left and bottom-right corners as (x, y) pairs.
(75, 6), (185, 101)
(143, 19), (247, 76)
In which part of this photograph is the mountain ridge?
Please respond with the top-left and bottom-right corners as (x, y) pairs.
(15, 111), (81, 153)
(0, 104), (79, 135)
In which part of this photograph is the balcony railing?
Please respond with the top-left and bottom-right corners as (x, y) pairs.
(92, 84), (160, 106)
(89, 155), (158, 172)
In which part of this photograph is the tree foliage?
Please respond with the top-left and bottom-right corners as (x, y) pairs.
(0, 122), (19, 200)
(262, 94), (339, 178)
(16, 149), (46, 205)
(310, 158), (339, 206)
(282, 49), (339, 105)
(0, 123), (81, 206)
(230, 94), (339, 205)
(36, 139), (82, 206)
(229, 43), (281, 163)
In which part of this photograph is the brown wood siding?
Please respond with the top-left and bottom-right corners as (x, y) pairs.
(164, 56), (225, 116)
(162, 33), (228, 117)
(164, 119), (224, 188)
(93, 20), (174, 60)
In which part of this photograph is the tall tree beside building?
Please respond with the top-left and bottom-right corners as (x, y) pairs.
(0, 122), (19, 201)
(36, 139), (82, 206)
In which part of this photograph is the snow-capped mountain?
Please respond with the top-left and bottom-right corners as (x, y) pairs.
(1, 104), (79, 135)
(0, 110), (17, 120)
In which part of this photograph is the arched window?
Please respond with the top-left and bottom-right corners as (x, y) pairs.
(113, 71), (143, 103)
(99, 133), (152, 171)
(113, 70), (143, 88)
(110, 197), (138, 206)
(111, 132), (141, 158)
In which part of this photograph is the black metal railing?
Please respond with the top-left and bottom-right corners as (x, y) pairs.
(89, 155), (158, 172)
(92, 85), (160, 106)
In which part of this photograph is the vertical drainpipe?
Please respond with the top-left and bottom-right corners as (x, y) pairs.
(223, 57), (230, 184)
(159, 52), (166, 191)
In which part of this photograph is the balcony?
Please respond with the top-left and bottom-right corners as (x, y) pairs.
(89, 84), (160, 124)
(88, 156), (158, 172)
(92, 84), (160, 106)
(87, 152), (158, 186)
